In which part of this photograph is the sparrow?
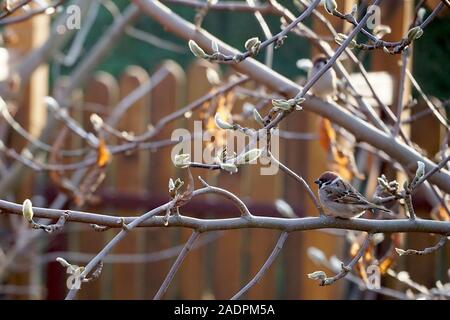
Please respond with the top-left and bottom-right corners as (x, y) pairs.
(307, 54), (337, 101)
(314, 171), (390, 219)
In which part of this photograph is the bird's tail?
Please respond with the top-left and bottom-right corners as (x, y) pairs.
(371, 204), (390, 212)
(370, 204), (394, 217)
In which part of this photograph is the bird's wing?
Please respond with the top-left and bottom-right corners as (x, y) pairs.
(323, 180), (369, 205)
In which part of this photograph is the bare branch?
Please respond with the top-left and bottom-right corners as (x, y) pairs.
(153, 230), (200, 300)
(2, 195), (450, 235)
(132, 0), (450, 193)
(231, 231), (288, 300)
(314, 233), (372, 286)
(396, 235), (448, 256)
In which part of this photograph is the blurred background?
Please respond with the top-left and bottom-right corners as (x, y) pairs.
(0, 0), (449, 299)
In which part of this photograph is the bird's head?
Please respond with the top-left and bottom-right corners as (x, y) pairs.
(314, 171), (340, 187)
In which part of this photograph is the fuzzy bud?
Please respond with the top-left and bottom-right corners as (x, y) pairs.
(271, 99), (293, 111)
(296, 58), (313, 72)
(219, 162), (238, 174)
(307, 247), (326, 264)
(324, 0), (337, 15)
(174, 154), (191, 168)
(90, 113), (103, 132)
(244, 37), (261, 55)
(22, 199), (34, 222)
(275, 199), (296, 218)
(237, 148), (262, 165)
(214, 113), (235, 130)
(415, 161), (425, 181)
(417, 8), (426, 23)
(206, 68), (221, 85)
(407, 26), (423, 42)
(334, 33), (347, 45)
(373, 25), (391, 38)
(397, 271), (410, 282)
(307, 270), (327, 281)
(56, 257), (71, 268)
(188, 40), (208, 59)
(329, 255), (343, 270)
(168, 178), (175, 193)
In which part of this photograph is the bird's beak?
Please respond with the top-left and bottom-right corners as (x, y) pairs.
(314, 179), (320, 185)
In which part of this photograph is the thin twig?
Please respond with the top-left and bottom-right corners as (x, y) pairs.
(319, 233), (372, 286)
(153, 230), (200, 300)
(393, 49), (410, 136)
(231, 231), (288, 300)
(2, 194), (450, 235)
(269, 152), (323, 215)
(396, 235), (448, 256)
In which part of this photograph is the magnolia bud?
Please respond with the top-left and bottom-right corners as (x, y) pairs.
(415, 161), (425, 181)
(168, 178), (175, 192)
(294, 97), (305, 110)
(296, 58), (313, 72)
(219, 162), (238, 174)
(206, 68), (221, 85)
(56, 257), (71, 268)
(334, 33), (347, 45)
(407, 26), (423, 42)
(244, 37), (260, 51)
(188, 40), (208, 59)
(22, 199), (34, 222)
(383, 46), (392, 54)
(395, 248), (406, 256)
(275, 199), (296, 218)
(307, 247), (326, 264)
(174, 154), (190, 168)
(397, 271), (410, 282)
(372, 233), (385, 245)
(329, 255), (343, 270)
(237, 148), (262, 164)
(90, 113), (103, 132)
(244, 37), (261, 55)
(417, 8), (426, 23)
(335, 33), (358, 49)
(214, 113), (234, 130)
(307, 270), (327, 281)
(373, 25), (391, 38)
(324, 0), (337, 14)
(271, 99), (293, 111)
(241, 102), (254, 117)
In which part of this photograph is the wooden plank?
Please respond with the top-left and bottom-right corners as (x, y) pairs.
(371, 0), (414, 294)
(112, 66), (150, 299)
(372, 0), (414, 125)
(78, 72), (119, 299)
(236, 80), (282, 299)
(145, 60), (185, 299)
(177, 60), (214, 299)
(4, 9), (50, 300)
(282, 101), (309, 299)
(408, 100), (445, 287)
(212, 73), (249, 299)
(295, 0), (356, 299)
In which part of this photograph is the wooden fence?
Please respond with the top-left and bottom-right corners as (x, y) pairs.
(36, 58), (343, 300)
(3, 0), (448, 300)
